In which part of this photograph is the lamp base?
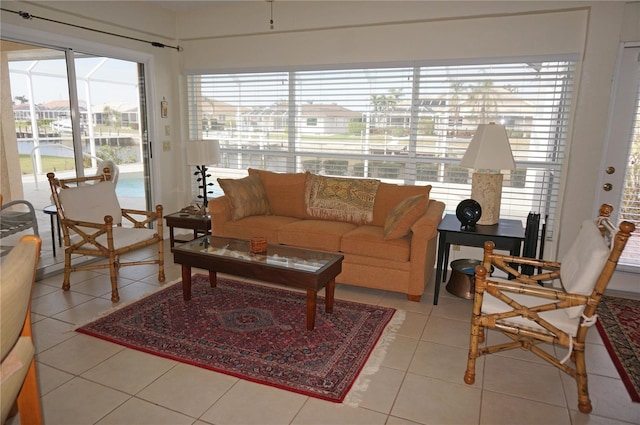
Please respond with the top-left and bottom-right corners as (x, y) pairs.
(471, 172), (503, 225)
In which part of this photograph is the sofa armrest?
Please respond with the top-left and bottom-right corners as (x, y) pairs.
(411, 200), (445, 241)
(406, 200), (445, 299)
(208, 196), (232, 236)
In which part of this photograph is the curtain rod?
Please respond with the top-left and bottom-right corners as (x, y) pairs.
(1, 8), (183, 51)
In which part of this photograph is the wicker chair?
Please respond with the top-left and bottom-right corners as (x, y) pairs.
(464, 204), (635, 413)
(0, 235), (43, 425)
(47, 169), (165, 302)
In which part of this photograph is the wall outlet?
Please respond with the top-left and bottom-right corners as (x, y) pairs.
(162, 141), (171, 151)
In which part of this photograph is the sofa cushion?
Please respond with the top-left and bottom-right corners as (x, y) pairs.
(341, 225), (411, 262)
(305, 174), (380, 224)
(383, 194), (429, 240)
(248, 168), (308, 218)
(372, 182), (432, 226)
(218, 173), (271, 221)
(217, 215), (300, 243)
(278, 220), (356, 252)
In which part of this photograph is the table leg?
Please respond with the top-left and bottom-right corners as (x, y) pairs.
(182, 264), (192, 301)
(443, 244), (450, 282)
(169, 226), (175, 248)
(49, 214), (56, 257)
(434, 238), (448, 305)
(209, 270), (217, 287)
(56, 215), (62, 247)
(306, 289), (317, 331)
(325, 279), (335, 314)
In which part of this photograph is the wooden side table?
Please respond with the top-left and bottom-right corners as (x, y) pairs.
(164, 212), (212, 247)
(434, 214), (525, 305)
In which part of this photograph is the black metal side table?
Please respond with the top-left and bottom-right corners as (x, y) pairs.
(43, 205), (62, 256)
(434, 213), (525, 305)
(164, 212), (212, 247)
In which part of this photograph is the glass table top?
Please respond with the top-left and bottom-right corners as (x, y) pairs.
(173, 236), (342, 273)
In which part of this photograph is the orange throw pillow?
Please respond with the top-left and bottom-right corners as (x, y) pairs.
(383, 195), (428, 240)
(218, 173), (271, 221)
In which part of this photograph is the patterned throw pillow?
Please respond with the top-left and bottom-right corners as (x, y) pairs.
(383, 194), (428, 240)
(305, 174), (380, 224)
(218, 173), (271, 221)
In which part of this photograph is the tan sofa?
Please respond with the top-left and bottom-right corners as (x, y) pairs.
(209, 168), (445, 301)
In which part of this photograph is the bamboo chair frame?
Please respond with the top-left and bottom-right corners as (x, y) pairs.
(47, 169), (165, 302)
(463, 204), (635, 414)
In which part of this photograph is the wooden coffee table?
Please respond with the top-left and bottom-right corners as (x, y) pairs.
(171, 236), (343, 330)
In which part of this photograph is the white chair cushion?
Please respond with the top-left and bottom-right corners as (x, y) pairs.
(0, 241), (38, 360)
(1, 337), (34, 423)
(481, 281), (582, 337)
(96, 160), (119, 184)
(59, 181), (122, 225)
(559, 220), (609, 318)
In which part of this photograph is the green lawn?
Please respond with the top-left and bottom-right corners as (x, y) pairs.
(19, 155), (76, 174)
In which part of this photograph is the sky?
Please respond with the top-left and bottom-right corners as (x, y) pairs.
(9, 56), (139, 107)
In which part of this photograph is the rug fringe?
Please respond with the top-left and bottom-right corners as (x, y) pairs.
(343, 308), (406, 407)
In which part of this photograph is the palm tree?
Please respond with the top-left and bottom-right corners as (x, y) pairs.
(467, 81), (499, 123)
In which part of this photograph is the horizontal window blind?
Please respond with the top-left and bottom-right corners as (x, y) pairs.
(187, 59), (576, 242)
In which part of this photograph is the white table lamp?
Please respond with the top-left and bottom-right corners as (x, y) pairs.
(186, 140), (221, 210)
(460, 123), (515, 225)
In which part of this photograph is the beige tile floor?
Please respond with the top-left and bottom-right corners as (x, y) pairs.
(7, 239), (640, 425)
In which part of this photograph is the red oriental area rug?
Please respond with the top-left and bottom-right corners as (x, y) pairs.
(77, 275), (397, 402)
(596, 295), (640, 402)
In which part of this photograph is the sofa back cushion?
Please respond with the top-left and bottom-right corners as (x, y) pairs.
(372, 183), (432, 226)
(218, 173), (271, 221)
(248, 168), (308, 218)
(59, 181), (122, 225)
(305, 174), (380, 224)
(560, 219), (610, 318)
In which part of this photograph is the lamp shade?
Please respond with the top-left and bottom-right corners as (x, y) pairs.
(459, 123), (515, 171)
(186, 140), (221, 166)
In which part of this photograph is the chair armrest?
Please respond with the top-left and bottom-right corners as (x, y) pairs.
(482, 240), (561, 285)
(121, 205), (163, 228)
(62, 217), (111, 229)
(475, 266), (589, 309)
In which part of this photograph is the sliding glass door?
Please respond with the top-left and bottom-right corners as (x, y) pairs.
(1, 39), (151, 267)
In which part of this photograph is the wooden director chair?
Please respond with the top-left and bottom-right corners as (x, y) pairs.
(47, 169), (165, 302)
(464, 204), (635, 413)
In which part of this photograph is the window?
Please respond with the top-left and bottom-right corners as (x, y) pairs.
(187, 58), (576, 241)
